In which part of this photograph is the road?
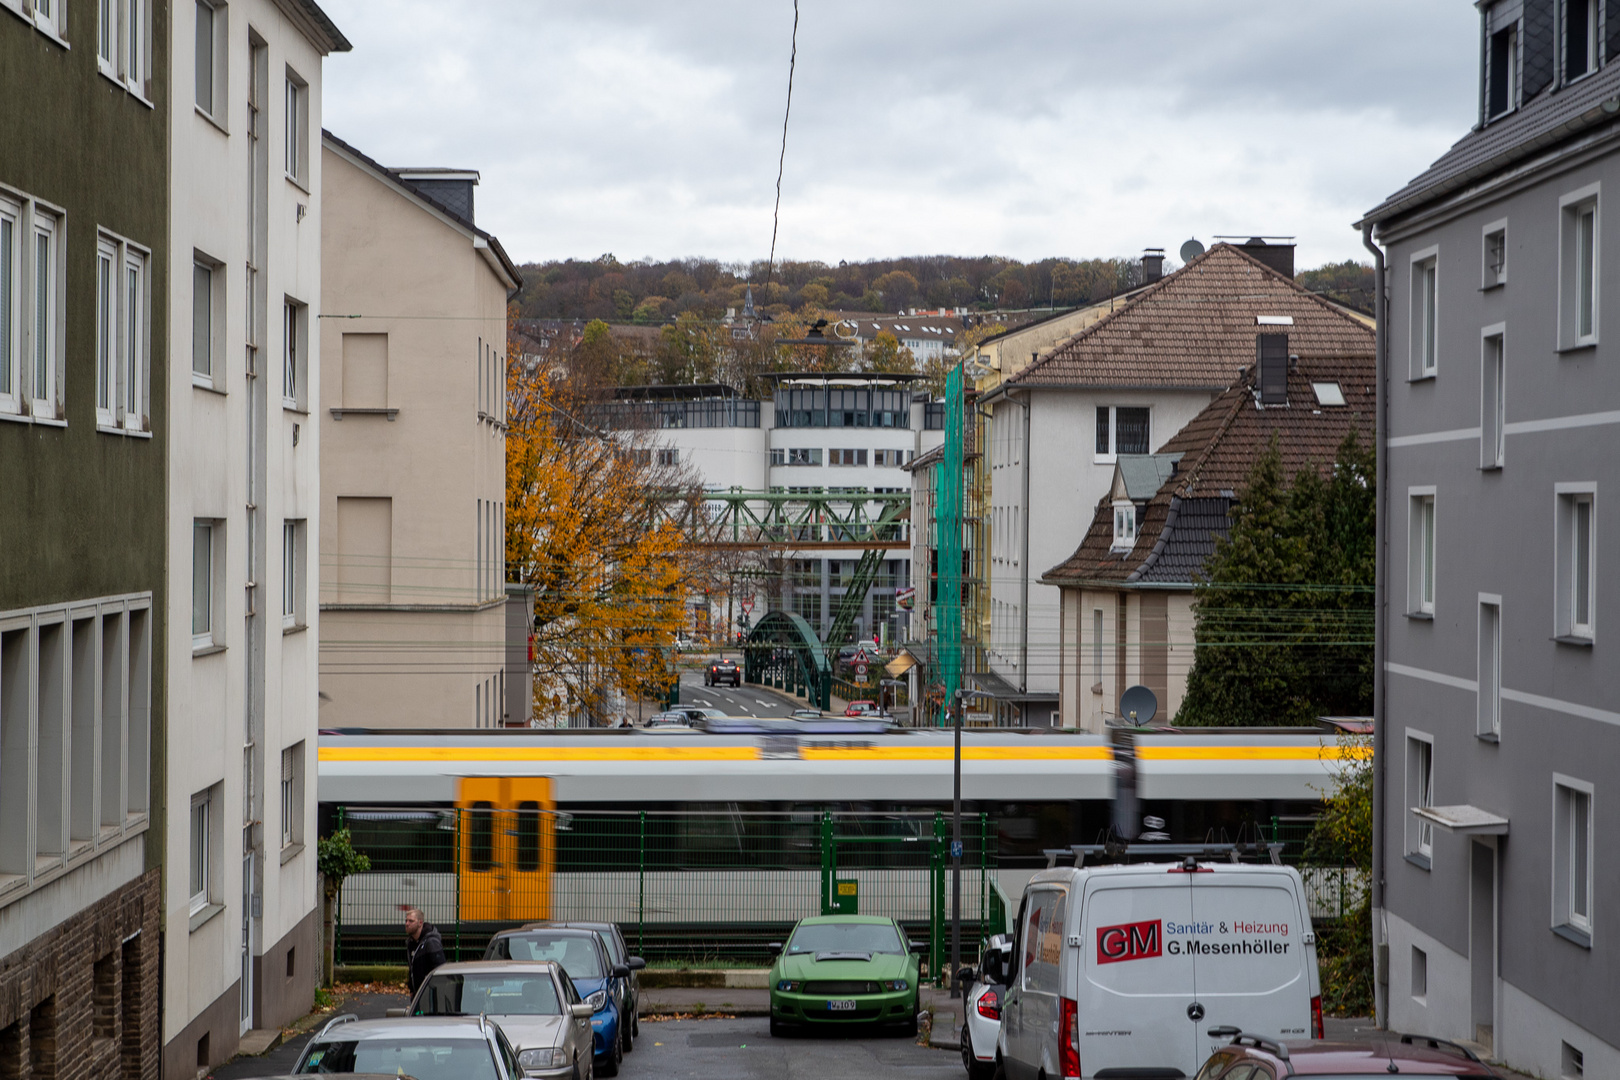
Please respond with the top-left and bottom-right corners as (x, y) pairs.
(678, 669), (809, 718)
(621, 1017), (961, 1080)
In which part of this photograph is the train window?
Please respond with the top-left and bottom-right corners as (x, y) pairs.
(469, 801), (495, 872)
(516, 801), (541, 872)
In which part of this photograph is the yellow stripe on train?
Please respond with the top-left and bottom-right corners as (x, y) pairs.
(319, 742), (1360, 765)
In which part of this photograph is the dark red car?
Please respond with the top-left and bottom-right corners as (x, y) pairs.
(1194, 1030), (1498, 1080)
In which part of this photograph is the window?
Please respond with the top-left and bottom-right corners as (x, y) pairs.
(782, 447), (822, 466)
(873, 449), (908, 467)
(1488, 24), (1519, 117)
(31, 0), (60, 37)
(829, 448), (868, 466)
(1553, 776), (1593, 940)
(1408, 491), (1436, 615)
(1410, 249), (1439, 377)
(189, 790), (210, 914)
(1411, 946), (1427, 1001)
(1094, 406), (1149, 461)
(0, 195), (18, 415)
(1111, 501), (1138, 552)
(657, 447), (679, 466)
(1482, 220), (1507, 287)
(280, 744), (303, 850)
(192, 521), (219, 651)
(1555, 486), (1596, 641)
(122, 248), (147, 430)
(1481, 329), (1505, 469)
(30, 210), (59, 420)
(98, 0), (115, 69)
(192, 256), (223, 384)
(283, 299), (306, 409)
(1565, 0), (1598, 81)
(1406, 733), (1434, 865)
(95, 239), (114, 425)
(1477, 597), (1501, 739)
(194, 0), (225, 118)
(284, 71), (308, 185)
(1092, 609), (1103, 689)
(1559, 186), (1600, 349)
(95, 230), (154, 433)
(282, 520), (305, 630)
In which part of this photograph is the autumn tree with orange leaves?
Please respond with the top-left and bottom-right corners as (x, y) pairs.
(505, 335), (706, 725)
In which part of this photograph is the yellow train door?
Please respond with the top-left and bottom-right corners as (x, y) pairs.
(457, 776), (555, 922)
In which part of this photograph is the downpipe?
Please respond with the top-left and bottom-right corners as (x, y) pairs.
(1361, 220), (1389, 1029)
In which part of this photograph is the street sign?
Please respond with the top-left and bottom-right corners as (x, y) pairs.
(950, 840), (963, 858)
(740, 599), (754, 616)
(855, 650), (868, 664)
(855, 663), (868, 677)
(895, 586), (915, 611)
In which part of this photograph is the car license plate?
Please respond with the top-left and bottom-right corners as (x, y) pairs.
(827, 999), (856, 1011)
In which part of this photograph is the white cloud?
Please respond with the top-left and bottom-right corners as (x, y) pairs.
(317, 0), (1479, 267)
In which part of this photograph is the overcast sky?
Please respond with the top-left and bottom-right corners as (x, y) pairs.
(318, 1), (1479, 270)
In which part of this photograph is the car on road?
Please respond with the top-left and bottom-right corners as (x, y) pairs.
(997, 859), (1322, 1080)
(519, 921), (647, 1051)
(644, 711), (691, 728)
(960, 934), (1011, 1080)
(791, 709), (827, 719)
(768, 914), (921, 1037)
(402, 961), (595, 1080)
(1193, 1030), (1500, 1079)
(666, 705), (728, 724)
(704, 658), (741, 686)
(484, 927), (630, 1075)
(289, 1014), (522, 1079)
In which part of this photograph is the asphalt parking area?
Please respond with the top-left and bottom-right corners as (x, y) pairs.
(621, 1015), (961, 1079)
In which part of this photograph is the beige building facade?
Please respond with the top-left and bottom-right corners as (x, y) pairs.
(318, 133), (522, 729)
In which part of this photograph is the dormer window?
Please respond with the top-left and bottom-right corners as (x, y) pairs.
(1488, 23), (1519, 117)
(1565, 0), (1598, 82)
(1112, 501), (1139, 552)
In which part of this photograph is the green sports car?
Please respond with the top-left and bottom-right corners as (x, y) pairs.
(768, 915), (921, 1036)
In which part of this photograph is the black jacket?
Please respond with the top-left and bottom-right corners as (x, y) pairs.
(406, 922), (446, 994)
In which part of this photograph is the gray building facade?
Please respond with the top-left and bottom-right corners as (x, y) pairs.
(1363, 3), (1620, 1076)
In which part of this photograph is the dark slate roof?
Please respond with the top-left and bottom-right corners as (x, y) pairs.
(1040, 353), (1375, 589)
(1001, 244), (1373, 391)
(1362, 48), (1620, 226)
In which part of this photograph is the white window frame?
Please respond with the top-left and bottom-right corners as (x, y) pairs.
(194, 0), (227, 121)
(122, 0), (151, 98)
(28, 205), (62, 421)
(1111, 501), (1137, 552)
(1482, 218), (1508, 288)
(1477, 594), (1502, 740)
(1552, 774), (1594, 941)
(1406, 730), (1435, 865)
(1554, 483), (1597, 641)
(283, 298), (307, 410)
(1565, 0), (1600, 82)
(1559, 184), (1601, 350)
(1408, 488), (1437, 616)
(95, 237), (117, 426)
(31, 0), (62, 39)
(1480, 326), (1506, 469)
(192, 253), (223, 386)
(1409, 246), (1440, 379)
(189, 789), (211, 914)
(284, 69), (309, 187)
(192, 519), (221, 652)
(0, 193), (20, 416)
(97, 0), (116, 73)
(282, 519), (305, 631)
(121, 245), (148, 432)
(1093, 405), (1151, 464)
(280, 743), (303, 851)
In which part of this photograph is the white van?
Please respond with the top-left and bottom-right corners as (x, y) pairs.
(996, 860), (1322, 1080)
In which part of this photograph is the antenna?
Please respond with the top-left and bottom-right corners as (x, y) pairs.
(1179, 238), (1206, 263)
(1118, 684), (1159, 726)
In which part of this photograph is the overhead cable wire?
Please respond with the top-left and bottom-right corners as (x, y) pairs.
(761, 0), (799, 302)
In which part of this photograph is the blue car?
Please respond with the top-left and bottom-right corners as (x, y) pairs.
(485, 927), (629, 1076)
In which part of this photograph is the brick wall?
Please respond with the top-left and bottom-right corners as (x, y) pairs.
(0, 870), (160, 1080)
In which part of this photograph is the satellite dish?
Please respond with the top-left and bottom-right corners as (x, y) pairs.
(1118, 684), (1159, 726)
(1179, 238), (1206, 263)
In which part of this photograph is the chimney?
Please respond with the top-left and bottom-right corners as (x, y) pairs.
(396, 169), (481, 223)
(1240, 236), (1295, 278)
(1257, 333), (1289, 405)
(1141, 248), (1165, 284)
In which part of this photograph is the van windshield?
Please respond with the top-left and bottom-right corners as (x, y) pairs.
(416, 972), (562, 1016)
(501, 934), (604, 978)
(789, 922), (903, 955)
(296, 1037), (498, 1080)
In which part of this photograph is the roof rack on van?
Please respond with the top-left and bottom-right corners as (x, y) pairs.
(1207, 1027), (1293, 1073)
(1396, 1033), (1487, 1064)
(1042, 840), (1283, 869)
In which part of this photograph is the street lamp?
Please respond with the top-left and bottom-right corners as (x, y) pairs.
(951, 687), (995, 998)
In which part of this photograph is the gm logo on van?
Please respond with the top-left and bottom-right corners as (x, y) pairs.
(1096, 919), (1162, 964)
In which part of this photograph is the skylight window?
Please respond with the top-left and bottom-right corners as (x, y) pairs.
(1312, 381), (1346, 407)
(1256, 315), (1294, 326)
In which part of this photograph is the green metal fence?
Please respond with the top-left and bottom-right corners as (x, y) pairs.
(332, 808), (999, 982)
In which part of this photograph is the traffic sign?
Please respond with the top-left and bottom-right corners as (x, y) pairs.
(950, 840), (963, 858)
(855, 663), (868, 677)
(855, 650), (868, 664)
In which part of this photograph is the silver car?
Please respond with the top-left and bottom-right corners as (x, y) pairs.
(402, 962), (596, 1079)
(290, 1014), (527, 1079)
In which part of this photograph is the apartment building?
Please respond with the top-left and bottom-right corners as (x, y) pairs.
(0, 2), (168, 1077)
(164, 0), (348, 1071)
(1361, 3), (1620, 1074)
(976, 243), (1371, 725)
(318, 132), (522, 730)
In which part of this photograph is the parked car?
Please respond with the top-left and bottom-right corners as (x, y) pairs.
(673, 633), (695, 652)
(1193, 1030), (1499, 1079)
(400, 961), (595, 1079)
(705, 658), (740, 686)
(791, 709), (827, 719)
(844, 701), (879, 717)
(960, 934), (1011, 1080)
(289, 1014), (521, 1080)
(667, 705), (728, 724)
(836, 639), (882, 662)
(484, 927), (630, 1076)
(520, 921), (647, 1051)
(645, 711), (690, 728)
(768, 915), (920, 1037)
(997, 859), (1322, 1080)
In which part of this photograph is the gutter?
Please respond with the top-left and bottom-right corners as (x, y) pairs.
(1361, 220), (1389, 1029)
